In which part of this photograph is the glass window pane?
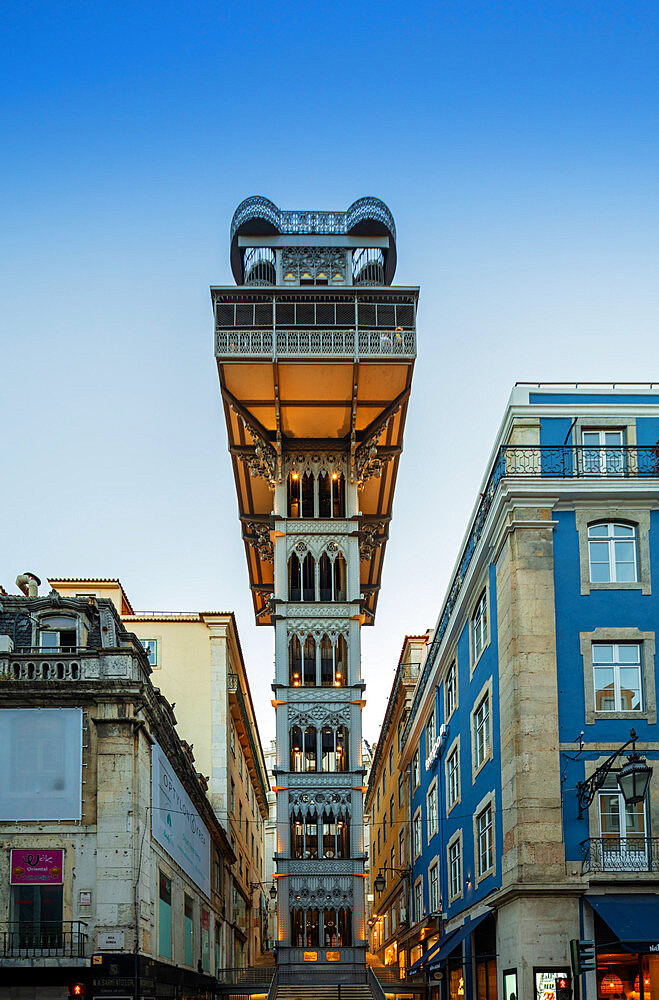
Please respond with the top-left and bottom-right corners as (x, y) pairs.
(624, 801), (646, 837)
(617, 644), (640, 663)
(588, 524), (609, 537)
(619, 667), (642, 710)
(582, 432), (600, 447)
(589, 542), (611, 581)
(605, 431), (623, 446)
(600, 793), (621, 835)
(594, 667), (615, 710)
(613, 524), (634, 537)
(593, 644), (613, 663)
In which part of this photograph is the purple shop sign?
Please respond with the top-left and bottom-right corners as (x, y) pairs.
(10, 849), (64, 885)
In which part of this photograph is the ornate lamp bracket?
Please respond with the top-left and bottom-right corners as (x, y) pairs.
(576, 729), (641, 819)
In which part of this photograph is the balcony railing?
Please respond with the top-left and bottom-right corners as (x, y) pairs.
(501, 445), (659, 478)
(0, 921), (88, 958)
(402, 444), (659, 747)
(215, 966), (275, 985)
(582, 837), (659, 874)
(216, 328), (415, 360)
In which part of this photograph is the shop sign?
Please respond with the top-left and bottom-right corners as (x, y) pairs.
(151, 741), (211, 897)
(303, 951), (318, 961)
(10, 849), (64, 884)
(326, 951), (340, 961)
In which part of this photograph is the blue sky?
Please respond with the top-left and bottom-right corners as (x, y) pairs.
(2, 0), (659, 743)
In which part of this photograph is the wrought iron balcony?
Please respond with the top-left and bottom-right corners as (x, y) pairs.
(500, 445), (659, 478)
(0, 921), (88, 958)
(581, 837), (659, 874)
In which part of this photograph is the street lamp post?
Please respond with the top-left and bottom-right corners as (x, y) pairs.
(373, 866), (412, 894)
(576, 729), (653, 819)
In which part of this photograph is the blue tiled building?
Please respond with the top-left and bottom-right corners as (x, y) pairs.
(400, 384), (659, 1000)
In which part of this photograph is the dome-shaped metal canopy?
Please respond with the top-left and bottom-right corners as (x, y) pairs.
(229, 195), (397, 284)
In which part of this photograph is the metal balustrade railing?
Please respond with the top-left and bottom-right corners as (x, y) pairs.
(581, 837), (659, 874)
(403, 444), (659, 747)
(215, 328), (416, 360)
(0, 921), (88, 958)
(215, 967), (275, 985)
(500, 445), (659, 478)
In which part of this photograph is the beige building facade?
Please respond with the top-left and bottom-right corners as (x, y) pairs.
(50, 578), (271, 968)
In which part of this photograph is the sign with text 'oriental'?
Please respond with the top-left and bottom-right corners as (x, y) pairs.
(151, 741), (211, 897)
(11, 849), (64, 884)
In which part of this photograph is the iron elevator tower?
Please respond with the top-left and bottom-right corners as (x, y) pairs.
(213, 196), (417, 981)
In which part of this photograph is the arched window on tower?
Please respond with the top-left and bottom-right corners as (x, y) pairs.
(319, 553), (332, 602)
(290, 726), (303, 772)
(287, 472), (314, 518)
(288, 554), (301, 602)
(290, 810), (319, 859)
(289, 635), (302, 686)
(318, 472), (345, 518)
(289, 552), (316, 602)
(320, 634), (347, 687)
(321, 725), (349, 772)
(334, 554), (346, 601)
(336, 725), (349, 772)
(304, 726), (317, 771)
(321, 809), (349, 859)
(303, 635), (316, 686)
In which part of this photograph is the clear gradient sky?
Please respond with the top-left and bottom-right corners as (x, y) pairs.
(2, 1), (659, 745)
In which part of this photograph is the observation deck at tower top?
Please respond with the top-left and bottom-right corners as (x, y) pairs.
(214, 196), (417, 626)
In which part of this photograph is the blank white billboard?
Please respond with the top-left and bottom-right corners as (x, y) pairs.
(151, 741), (211, 897)
(0, 708), (82, 820)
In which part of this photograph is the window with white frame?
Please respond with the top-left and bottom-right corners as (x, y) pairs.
(449, 837), (461, 899)
(412, 749), (420, 788)
(426, 710), (436, 755)
(476, 803), (493, 876)
(428, 862), (439, 913)
(413, 810), (422, 858)
(447, 746), (459, 811)
(588, 523), (638, 583)
(446, 661), (457, 718)
(414, 879), (423, 922)
(140, 638), (158, 666)
(474, 694), (490, 769)
(593, 643), (642, 712)
(599, 770), (647, 849)
(472, 591), (488, 663)
(427, 784), (438, 840)
(581, 428), (625, 476)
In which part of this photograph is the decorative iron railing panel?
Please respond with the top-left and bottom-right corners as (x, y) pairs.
(230, 196), (396, 241)
(501, 445), (659, 478)
(216, 329), (416, 360)
(0, 921), (87, 958)
(402, 445), (659, 747)
(215, 966), (275, 985)
(581, 837), (659, 874)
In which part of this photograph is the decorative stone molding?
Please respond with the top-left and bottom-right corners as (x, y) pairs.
(287, 772), (355, 788)
(580, 627), (656, 725)
(289, 789), (352, 817)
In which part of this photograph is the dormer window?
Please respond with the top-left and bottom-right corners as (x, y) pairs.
(39, 615), (78, 651)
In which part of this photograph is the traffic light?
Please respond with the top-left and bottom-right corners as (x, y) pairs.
(68, 985), (85, 999)
(556, 975), (572, 1000)
(571, 939), (597, 975)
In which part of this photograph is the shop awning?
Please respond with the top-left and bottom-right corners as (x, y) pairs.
(587, 894), (659, 953)
(420, 912), (491, 974)
(407, 935), (447, 977)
